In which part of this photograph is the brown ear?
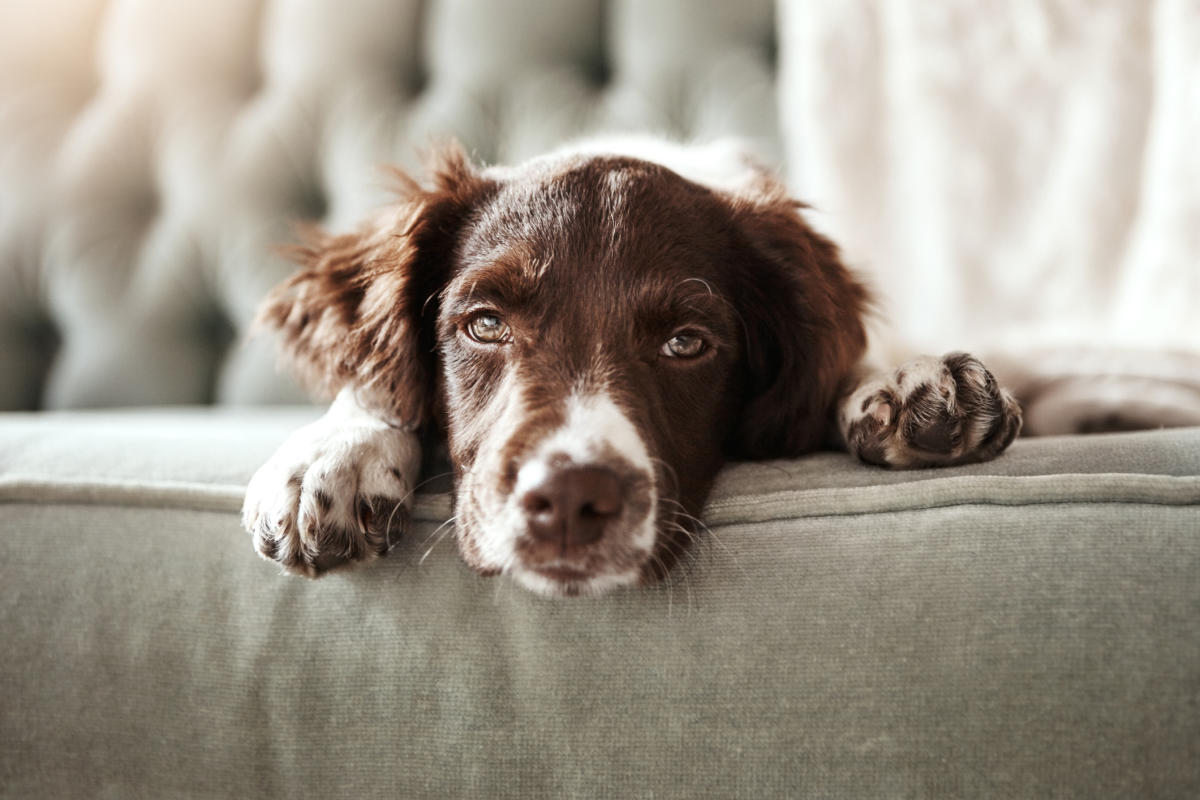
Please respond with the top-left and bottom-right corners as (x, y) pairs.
(727, 191), (871, 458)
(257, 142), (493, 426)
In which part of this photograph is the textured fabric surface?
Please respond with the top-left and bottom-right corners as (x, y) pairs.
(0, 0), (777, 411)
(3, 408), (1199, 516)
(2, 411), (1199, 797)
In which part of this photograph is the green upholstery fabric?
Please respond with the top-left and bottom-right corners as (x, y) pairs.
(2, 411), (1197, 798)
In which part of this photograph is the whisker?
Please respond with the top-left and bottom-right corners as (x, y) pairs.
(648, 548), (683, 616)
(418, 515), (458, 565)
(647, 528), (699, 615)
(756, 459), (797, 478)
(678, 277), (750, 353)
(420, 288), (444, 319)
(397, 470), (456, 508)
(492, 561), (518, 605)
(663, 547), (695, 614)
(380, 498), (407, 551)
(375, 469), (457, 553)
(648, 456), (681, 499)
(657, 552), (675, 618)
(659, 503), (746, 580)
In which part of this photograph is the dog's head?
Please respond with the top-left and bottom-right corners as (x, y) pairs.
(262, 141), (868, 596)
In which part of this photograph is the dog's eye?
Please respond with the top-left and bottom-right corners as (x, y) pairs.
(660, 333), (706, 359)
(466, 313), (511, 344)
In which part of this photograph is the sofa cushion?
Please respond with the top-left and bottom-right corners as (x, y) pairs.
(2, 410), (1198, 797)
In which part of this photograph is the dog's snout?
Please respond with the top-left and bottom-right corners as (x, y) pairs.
(521, 466), (624, 548)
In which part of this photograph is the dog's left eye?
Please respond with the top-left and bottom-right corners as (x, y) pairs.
(660, 333), (706, 359)
(466, 312), (511, 344)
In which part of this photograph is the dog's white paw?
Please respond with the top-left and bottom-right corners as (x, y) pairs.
(841, 352), (1022, 468)
(243, 408), (421, 577)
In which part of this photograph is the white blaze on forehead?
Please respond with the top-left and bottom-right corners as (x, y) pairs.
(516, 390), (652, 490)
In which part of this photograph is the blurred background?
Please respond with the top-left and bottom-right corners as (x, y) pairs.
(1, 0), (1196, 413)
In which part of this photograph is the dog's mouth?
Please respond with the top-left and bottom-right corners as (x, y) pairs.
(525, 566), (614, 598)
(455, 468), (659, 598)
(512, 559), (645, 598)
(532, 564), (592, 583)
(505, 505), (657, 597)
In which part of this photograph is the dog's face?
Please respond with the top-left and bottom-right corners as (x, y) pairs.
(264, 143), (868, 596)
(439, 158), (747, 595)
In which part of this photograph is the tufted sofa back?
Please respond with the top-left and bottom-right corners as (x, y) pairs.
(0, 0), (779, 410)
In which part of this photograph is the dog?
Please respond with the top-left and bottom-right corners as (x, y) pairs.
(242, 138), (1023, 597)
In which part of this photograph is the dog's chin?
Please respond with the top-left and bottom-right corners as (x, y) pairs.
(510, 565), (641, 598)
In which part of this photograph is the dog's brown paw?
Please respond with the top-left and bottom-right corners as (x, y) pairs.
(242, 419), (419, 576)
(841, 352), (1022, 468)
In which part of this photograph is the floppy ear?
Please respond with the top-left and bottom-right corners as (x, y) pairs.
(727, 192), (871, 458)
(257, 143), (493, 426)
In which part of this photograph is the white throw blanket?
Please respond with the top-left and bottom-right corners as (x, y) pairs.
(779, 0), (1200, 430)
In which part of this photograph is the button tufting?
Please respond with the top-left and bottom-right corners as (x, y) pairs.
(1, 0), (781, 409)
(392, 32), (431, 100)
(399, 66), (431, 99)
(582, 53), (612, 89)
(582, 19), (612, 88)
(28, 315), (61, 356)
(4, 315), (62, 410)
(201, 305), (236, 354)
(199, 305), (237, 384)
(763, 27), (779, 73)
(293, 183), (329, 223)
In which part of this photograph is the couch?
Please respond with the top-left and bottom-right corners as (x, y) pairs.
(2, 1), (1197, 797)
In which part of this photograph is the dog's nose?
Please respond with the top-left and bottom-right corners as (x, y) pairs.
(521, 466), (624, 548)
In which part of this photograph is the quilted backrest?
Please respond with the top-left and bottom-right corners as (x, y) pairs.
(0, 0), (778, 409)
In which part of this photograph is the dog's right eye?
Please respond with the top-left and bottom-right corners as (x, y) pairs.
(660, 333), (707, 359)
(466, 312), (511, 344)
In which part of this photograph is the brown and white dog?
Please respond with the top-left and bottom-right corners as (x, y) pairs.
(242, 138), (1022, 597)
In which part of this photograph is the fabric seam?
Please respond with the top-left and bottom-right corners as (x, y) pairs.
(2, 473), (1196, 524)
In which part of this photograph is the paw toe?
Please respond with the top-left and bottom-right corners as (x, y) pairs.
(846, 390), (900, 466)
(846, 353), (1022, 469)
(898, 381), (962, 456)
(252, 526), (279, 562)
(905, 413), (958, 454)
(243, 424), (419, 576)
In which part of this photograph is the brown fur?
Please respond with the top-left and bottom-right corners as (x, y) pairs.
(724, 192), (871, 457)
(258, 145), (497, 426)
(258, 142), (871, 585)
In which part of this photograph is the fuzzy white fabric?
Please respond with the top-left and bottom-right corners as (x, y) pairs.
(779, 0), (1199, 364)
